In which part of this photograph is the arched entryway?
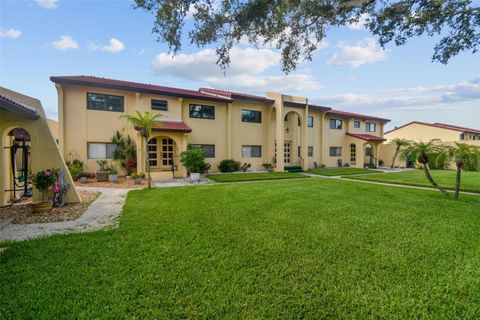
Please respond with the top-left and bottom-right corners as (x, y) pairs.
(364, 142), (376, 168)
(147, 135), (180, 175)
(2, 127), (32, 203)
(282, 110), (304, 167)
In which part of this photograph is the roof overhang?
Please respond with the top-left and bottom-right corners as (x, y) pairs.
(283, 100), (331, 112)
(135, 120), (192, 133)
(346, 132), (386, 142)
(0, 95), (39, 120)
(50, 77), (232, 103)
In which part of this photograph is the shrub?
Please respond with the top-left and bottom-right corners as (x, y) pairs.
(344, 163), (350, 167)
(379, 159), (385, 166)
(320, 164), (326, 168)
(262, 163), (274, 172)
(66, 159), (83, 180)
(429, 152), (448, 169)
(107, 163), (118, 175)
(241, 163), (251, 172)
(180, 147), (209, 173)
(111, 131), (137, 175)
(218, 159), (241, 173)
(463, 158), (479, 171)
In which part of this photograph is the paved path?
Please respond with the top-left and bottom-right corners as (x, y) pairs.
(0, 187), (128, 242)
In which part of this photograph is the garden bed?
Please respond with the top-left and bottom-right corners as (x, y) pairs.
(0, 190), (100, 224)
(74, 176), (146, 189)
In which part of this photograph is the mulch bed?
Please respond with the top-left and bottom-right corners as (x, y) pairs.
(0, 190), (100, 224)
(74, 177), (146, 189)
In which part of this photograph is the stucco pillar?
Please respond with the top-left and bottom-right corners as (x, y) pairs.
(178, 133), (188, 177)
(55, 84), (65, 156)
(320, 112), (326, 166)
(264, 106), (270, 164)
(274, 101), (284, 172)
(226, 103), (232, 158)
(301, 104), (308, 170)
(374, 143), (379, 167)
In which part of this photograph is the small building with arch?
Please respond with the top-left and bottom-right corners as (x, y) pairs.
(0, 87), (80, 206)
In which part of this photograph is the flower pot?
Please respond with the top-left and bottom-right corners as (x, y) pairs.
(190, 172), (200, 182)
(109, 174), (118, 183)
(134, 178), (143, 185)
(32, 200), (53, 213)
(80, 177), (88, 184)
(96, 172), (109, 182)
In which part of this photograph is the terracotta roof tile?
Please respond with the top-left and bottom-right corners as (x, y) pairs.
(50, 76), (232, 103)
(385, 121), (480, 135)
(150, 120), (192, 133)
(327, 109), (390, 122)
(346, 132), (386, 141)
(199, 88), (274, 103)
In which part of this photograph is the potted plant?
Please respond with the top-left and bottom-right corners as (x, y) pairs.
(131, 172), (146, 185)
(78, 172), (95, 183)
(108, 163), (119, 183)
(180, 147), (208, 182)
(96, 160), (109, 182)
(30, 168), (59, 213)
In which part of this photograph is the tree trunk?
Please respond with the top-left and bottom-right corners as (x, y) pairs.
(391, 147), (399, 169)
(455, 164), (462, 200)
(145, 136), (151, 189)
(422, 163), (449, 197)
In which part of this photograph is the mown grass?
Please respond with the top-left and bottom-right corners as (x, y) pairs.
(1, 179), (480, 319)
(206, 172), (307, 182)
(346, 169), (480, 193)
(308, 167), (378, 176)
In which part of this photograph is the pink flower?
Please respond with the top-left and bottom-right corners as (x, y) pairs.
(48, 185), (53, 191)
(46, 171), (51, 177)
(55, 182), (60, 193)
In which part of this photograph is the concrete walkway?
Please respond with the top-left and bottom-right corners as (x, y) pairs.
(0, 187), (128, 242)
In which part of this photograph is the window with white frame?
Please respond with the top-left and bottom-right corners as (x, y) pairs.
(88, 142), (115, 159)
(242, 145), (262, 158)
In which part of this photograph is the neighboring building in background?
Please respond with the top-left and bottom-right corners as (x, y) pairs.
(47, 118), (59, 143)
(0, 87), (80, 206)
(379, 121), (480, 168)
(50, 76), (390, 179)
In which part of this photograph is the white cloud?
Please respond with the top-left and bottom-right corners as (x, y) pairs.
(101, 38), (125, 53)
(315, 79), (480, 112)
(88, 38), (125, 53)
(348, 13), (370, 30)
(35, 0), (58, 9)
(0, 28), (21, 39)
(327, 38), (386, 68)
(152, 46), (323, 93)
(51, 35), (78, 51)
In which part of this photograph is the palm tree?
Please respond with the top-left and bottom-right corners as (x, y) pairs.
(120, 111), (163, 188)
(390, 138), (410, 169)
(401, 139), (449, 197)
(445, 143), (480, 200)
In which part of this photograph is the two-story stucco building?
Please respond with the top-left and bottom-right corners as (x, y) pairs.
(50, 76), (390, 179)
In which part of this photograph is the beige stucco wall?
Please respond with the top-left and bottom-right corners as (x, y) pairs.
(384, 123), (464, 142)
(1, 109), (80, 205)
(57, 84), (387, 176)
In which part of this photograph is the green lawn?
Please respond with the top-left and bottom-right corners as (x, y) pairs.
(308, 167), (378, 176)
(1, 179), (480, 318)
(206, 172), (307, 182)
(346, 169), (480, 193)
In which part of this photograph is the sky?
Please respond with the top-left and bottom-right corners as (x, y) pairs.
(0, 0), (479, 131)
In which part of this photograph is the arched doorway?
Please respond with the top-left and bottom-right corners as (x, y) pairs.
(3, 127), (32, 203)
(283, 111), (303, 167)
(364, 142), (376, 168)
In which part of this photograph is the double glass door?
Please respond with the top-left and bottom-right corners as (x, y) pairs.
(148, 138), (174, 170)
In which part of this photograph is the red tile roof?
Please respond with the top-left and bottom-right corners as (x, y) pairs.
(385, 121), (480, 135)
(346, 133), (386, 141)
(150, 120), (192, 133)
(50, 76), (232, 103)
(199, 88), (274, 103)
(327, 109), (390, 122)
(283, 100), (331, 112)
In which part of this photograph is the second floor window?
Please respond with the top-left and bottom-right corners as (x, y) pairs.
(241, 109), (261, 123)
(189, 104), (215, 119)
(151, 99), (168, 111)
(366, 123), (376, 132)
(87, 93), (124, 112)
(308, 116), (314, 127)
(330, 119), (342, 129)
(353, 121), (361, 128)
